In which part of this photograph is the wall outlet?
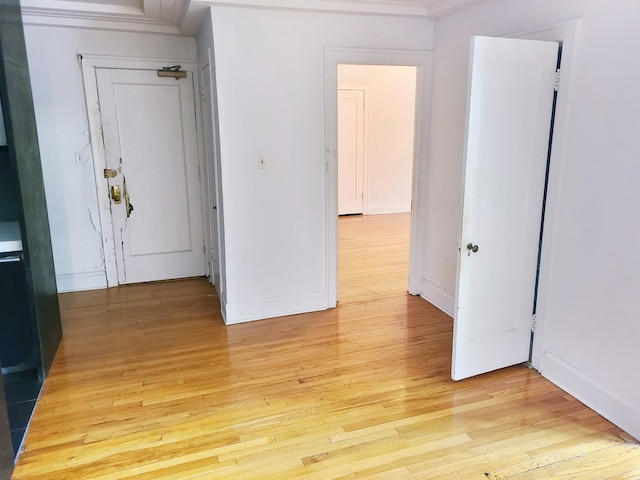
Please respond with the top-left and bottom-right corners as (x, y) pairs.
(258, 154), (267, 169)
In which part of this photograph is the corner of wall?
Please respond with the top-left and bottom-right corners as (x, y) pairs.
(223, 291), (329, 325)
(420, 278), (454, 317)
(542, 351), (640, 442)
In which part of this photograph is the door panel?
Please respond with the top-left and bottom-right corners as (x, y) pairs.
(452, 36), (559, 381)
(338, 89), (365, 215)
(200, 61), (221, 290)
(96, 68), (205, 284)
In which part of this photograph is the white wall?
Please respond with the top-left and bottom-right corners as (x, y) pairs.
(22, 24), (197, 292)
(425, 0), (640, 440)
(210, 6), (432, 323)
(338, 64), (416, 215)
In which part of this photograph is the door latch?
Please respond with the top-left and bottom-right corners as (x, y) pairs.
(104, 168), (118, 179)
(111, 185), (122, 204)
(466, 243), (479, 256)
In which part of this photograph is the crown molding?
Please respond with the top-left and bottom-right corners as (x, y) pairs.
(20, 0), (182, 35)
(192, 0), (429, 17)
(191, 0), (482, 17)
(426, 0), (482, 17)
(18, 0), (482, 36)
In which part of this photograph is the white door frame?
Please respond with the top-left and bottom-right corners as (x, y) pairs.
(507, 19), (581, 371)
(198, 49), (218, 284)
(198, 47), (227, 307)
(81, 55), (205, 287)
(324, 48), (432, 307)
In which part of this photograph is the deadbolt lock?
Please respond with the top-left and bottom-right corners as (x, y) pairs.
(111, 185), (122, 204)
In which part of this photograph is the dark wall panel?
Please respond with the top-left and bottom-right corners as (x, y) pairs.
(0, 372), (12, 480)
(0, 0), (62, 378)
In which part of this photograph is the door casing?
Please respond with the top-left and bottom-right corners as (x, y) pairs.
(507, 19), (581, 372)
(324, 47), (432, 307)
(198, 46), (227, 307)
(81, 55), (206, 287)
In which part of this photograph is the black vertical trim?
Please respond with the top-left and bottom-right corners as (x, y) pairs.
(529, 44), (563, 362)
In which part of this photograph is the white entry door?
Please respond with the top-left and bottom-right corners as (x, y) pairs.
(452, 36), (559, 380)
(338, 89), (365, 215)
(96, 68), (205, 285)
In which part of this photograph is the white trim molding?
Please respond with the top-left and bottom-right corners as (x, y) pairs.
(224, 291), (328, 325)
(20, 0), (185, 35)
(196, 0), (428, 16)
(324, 47), (432, 307)
(56, 271), (107, 293)
(420, 278), (454, 317)
(19, 0), (485, 35)
(190, 0), (483, 18)
(542, 351), (640, 442)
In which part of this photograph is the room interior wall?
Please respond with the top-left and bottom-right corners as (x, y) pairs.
(21, 24), (197, 292)
(337, 64), (417, 215)
(209, 6), (432, 323)
(425, 0), (640, 440)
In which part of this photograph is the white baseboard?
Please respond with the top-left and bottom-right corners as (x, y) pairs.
(218, 290), (228, 324)
(224, 290), (328, 325)
(365, 204), (411, 215)
(420, 278), (454, 317)
(542, 350), (640, 442)
(56, 271), (107, 293)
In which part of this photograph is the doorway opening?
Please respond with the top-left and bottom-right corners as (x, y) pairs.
(324, 47), (432, 308)
(336, 64), (417, 303)
(81, 55), (205, 288)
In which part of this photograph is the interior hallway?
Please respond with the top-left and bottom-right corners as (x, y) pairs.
(10, 214), (639, 479)
(338, 213), (411, 303)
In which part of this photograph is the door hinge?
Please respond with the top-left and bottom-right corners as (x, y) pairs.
(531, 313), (537, 333)
(554, 68), (561, 92)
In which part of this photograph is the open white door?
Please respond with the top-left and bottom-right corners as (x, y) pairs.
(452, 36), (559, 381)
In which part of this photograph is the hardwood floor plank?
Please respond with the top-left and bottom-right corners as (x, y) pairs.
(11, 214), (638, 479)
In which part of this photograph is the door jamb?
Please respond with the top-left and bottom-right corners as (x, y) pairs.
(507, 19), (581, 371)
(324, 48), (432, 307)
(198, 46), (228, 307)
(198, 49), (216, 283)
(81, 55), (202, 287)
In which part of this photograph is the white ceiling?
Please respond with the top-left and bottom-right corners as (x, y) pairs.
(20, 0), (482, 35)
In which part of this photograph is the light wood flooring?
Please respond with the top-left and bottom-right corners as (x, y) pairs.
(12, 213), (639, 479)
